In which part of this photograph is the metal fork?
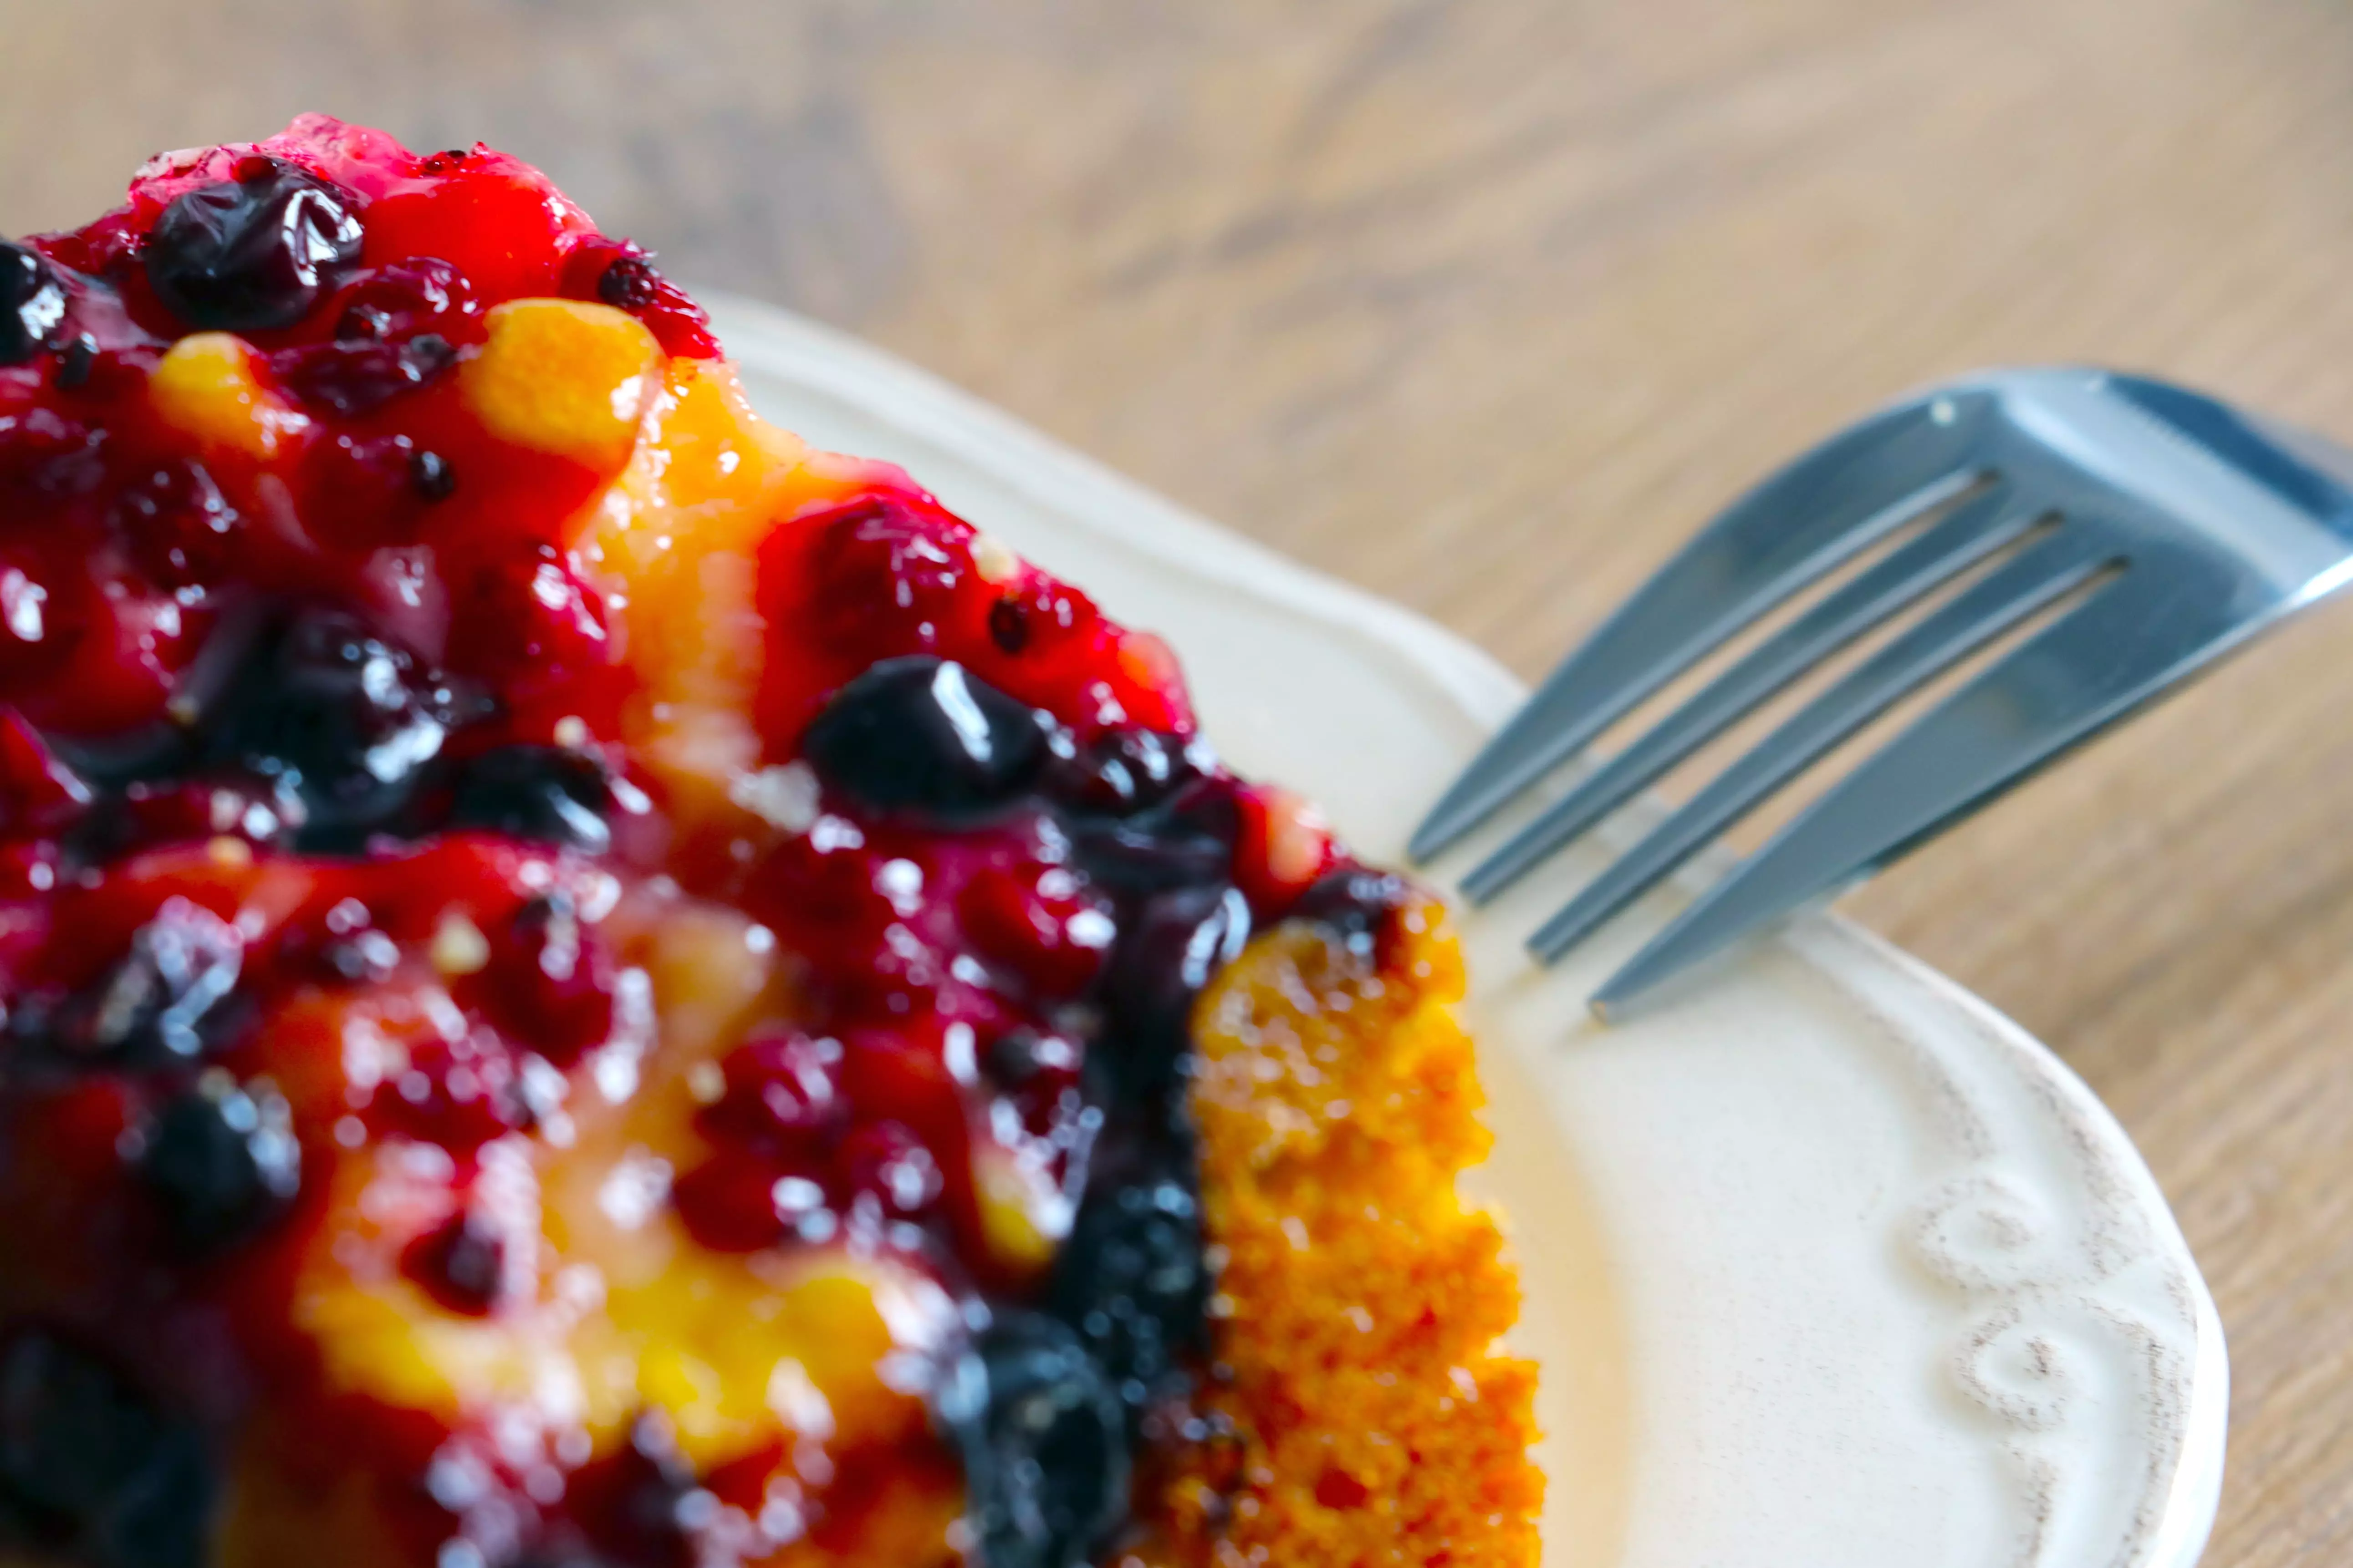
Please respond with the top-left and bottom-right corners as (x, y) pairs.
(1409, 367), (2353, 1016)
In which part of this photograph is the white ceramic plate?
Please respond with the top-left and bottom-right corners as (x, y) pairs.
(706, 295), (2228, 1568)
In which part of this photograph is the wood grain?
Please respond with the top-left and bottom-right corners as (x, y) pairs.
(3, 1), (2349, 1561)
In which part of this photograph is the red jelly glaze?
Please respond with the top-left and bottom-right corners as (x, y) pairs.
(0, 114), (1383, 1568)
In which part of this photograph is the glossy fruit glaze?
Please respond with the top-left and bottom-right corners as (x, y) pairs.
(0, 116), (1394, 1568)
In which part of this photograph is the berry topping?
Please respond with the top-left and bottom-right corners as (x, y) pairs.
(467, 892), (617, 1064)
(109, 458), (242, 590)
(0, 243), (67, 365)
(52, 897), (244, 1064)
(276, 330), (456, 417)
(1290, 865), (1413, 959)
(401, 1207), (507, 1316)
(948, 1313), (1131, 1568)
(0, 115), (1531, 1568)
(136, 1074), (299, 1256)
(409, 448), (454, 501)
(444, 746), (616, 852)
(561, 239), (717, 360)
(594, 255), (661, 311)
(0, 1331), (214, 1568)
(209, 610), (482, 847)
(1096, 884), (1251, 1101)
(1047, 1166), (1210, 1415)
(143, 159), (365, 332)
(329, 256), (476, 344)
(799, 656), (1054, 821)
(1047, 729), (1199, 817)
(0, 711), (92, 835)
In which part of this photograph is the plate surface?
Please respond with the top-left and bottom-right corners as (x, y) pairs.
(707, 295), (2227, 1568)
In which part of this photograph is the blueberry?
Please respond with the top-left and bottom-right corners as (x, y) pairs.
(943, 1313), (1128, 1568)
(1046, 729), (1199, 817)
(138, 1077), (300, 1256)
(0, 1331), (214, 1568)
(54, 898), (244, 1064)
(1048, 1169), (1209, 1414)
(444, 746), (614, 852)
(800, 656), (1055, 821)
(1290, 867), (1410, 961)
(212, 610), (483, 849)
(143, 159), (364, 332)
(1094, 884), (1251, 1103)
(0, 243), (67, 366)
(1065, 777), (1236, 897)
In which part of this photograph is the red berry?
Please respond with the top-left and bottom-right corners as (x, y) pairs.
(0, 546), (89, 695)
(465, 895), (616, 1068)
(274, 332), (456, 419)
(0, 710), (91, 836)
(327, 258), (480, 346)
(441, 547), (624, 730)
(1233, 783), (1340, 920)
(361, 158), (589, 306)
(0, 405), (104, 504)
(699, 1029), (845, 1156)
(835, 1026), (969, 1154)
(834, 1120), (943, 1218)
(957, 864), (1113, 998)
(107, 776), (302, 856)
(671, 1145), (831, 1253)
(299, 432), (437, 550)
(367, 1027), (530, 1152)
(110, 458), (243, 589)
(561, 238), (718, 360)
(749, 829), (900, 975)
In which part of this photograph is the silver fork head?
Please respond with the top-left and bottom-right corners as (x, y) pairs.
(1414, 367), (2353, 1014)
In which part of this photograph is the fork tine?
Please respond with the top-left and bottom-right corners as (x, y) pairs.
(1459, 480), (2038, 904)
(1589, 565), (2240, 1014)
(1524, 528), (2110, 962)
(1408, 392), (1994, 861)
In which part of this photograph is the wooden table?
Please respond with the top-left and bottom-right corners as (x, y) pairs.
(5, 2), (2349, 1561)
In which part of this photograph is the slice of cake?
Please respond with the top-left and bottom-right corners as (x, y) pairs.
(0, 115), (1539, 1568)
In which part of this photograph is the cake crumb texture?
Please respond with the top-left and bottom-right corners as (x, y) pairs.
(1137, 896), (1543, 1567)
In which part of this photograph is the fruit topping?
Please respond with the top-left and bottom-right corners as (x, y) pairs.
(0, 113), (1493, 1568)
(443, 746), (619, 852)
(206, 609), (485, 849)
(798, 656), (1054, 821)
(136, 1073), (299, 1256)
(144, 159), (365, 333)
(109, 458), (243, 591)
(0, 244), (67, 366)
(0, 1331), (214, 1568)
(947, 1313), (1130, 1568)
(459, 299), (659, 470)
(51, 897), (245, 1064)
(400, 1207), (507, 1316)
(1046, 1163), (1209, 1419)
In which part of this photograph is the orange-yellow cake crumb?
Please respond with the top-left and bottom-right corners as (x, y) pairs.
(1137, 896), (1543, 1567)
